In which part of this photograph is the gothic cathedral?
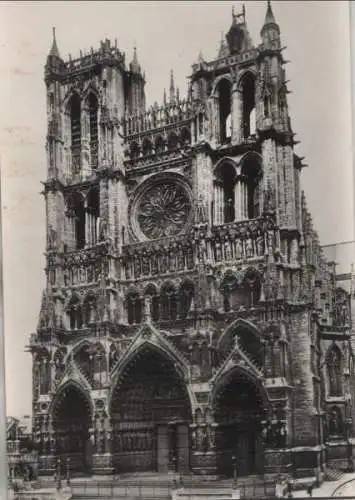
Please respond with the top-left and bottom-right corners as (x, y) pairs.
(30, 2), (355, 483)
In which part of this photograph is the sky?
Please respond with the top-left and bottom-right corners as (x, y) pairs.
(0, 1), (353, 418)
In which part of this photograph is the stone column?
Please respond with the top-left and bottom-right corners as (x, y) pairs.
(91, 414), (114, 475)
(231, 86), (242, 145)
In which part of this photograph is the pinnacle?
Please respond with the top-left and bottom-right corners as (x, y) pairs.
(49, 27), (61, 59)
(264, 0), (276, 25)
(130, 43), (140, 73)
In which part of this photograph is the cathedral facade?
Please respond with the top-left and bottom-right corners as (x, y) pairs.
(29, 2), (355, 482)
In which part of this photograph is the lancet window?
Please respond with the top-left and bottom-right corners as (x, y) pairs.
(180, 127), (191, 146)
(83, 294), (97, 325)
(155, 136), (164, 154)
(144, 285), (160, 322)
(241, 72), (256, 138)
(243, 269), (262, 308)
(130, 141), (140, 160)
(161, 283), (177, 321)
(37, 351), (51, 395)
(86, 187), (100, 246)
(213, 160), (236, 225)
(88, 93), (98, 169)
(178, 281), (194, 319)
(127, 291), (142, 325)
(168, 132), (179, 151)
(68, 295), (83, 330)
(220, 269), (261, 312)
(142, 138), (153, 156)
(66, 192), (86, 250)
(217, 78), (232, 144)
(213, 155), (262, 225)
(69, 93), (81, 173)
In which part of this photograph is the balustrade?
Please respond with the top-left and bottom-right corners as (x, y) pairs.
(123, 99), (203, 137)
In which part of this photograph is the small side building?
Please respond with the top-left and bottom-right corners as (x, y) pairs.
(7, 415), (38, 481)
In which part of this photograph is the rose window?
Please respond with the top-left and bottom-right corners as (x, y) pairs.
(136, 181), (191, 240)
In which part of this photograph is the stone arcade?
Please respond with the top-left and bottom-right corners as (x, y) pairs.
(29, 2), (355, 483)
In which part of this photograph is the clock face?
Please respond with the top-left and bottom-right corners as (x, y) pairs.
(136, 180), (191, 240)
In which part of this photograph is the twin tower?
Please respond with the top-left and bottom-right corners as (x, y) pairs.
(30, 2), (354, 483)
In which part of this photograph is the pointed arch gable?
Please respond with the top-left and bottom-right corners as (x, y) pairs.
(109, 323), (191, 407)
(218, 317), (262, 350)
(50, 378), (93, 418)
(110, 323), (190, 381)
(209, 362), (269, 413)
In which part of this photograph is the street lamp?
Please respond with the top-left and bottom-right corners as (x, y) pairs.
(66, 457), (71, 485)
(232, 455), (238, 488)
(56, 458), (61, 491)
(346, 418), (354, 472)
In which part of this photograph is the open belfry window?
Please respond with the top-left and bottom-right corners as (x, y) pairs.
(213, 154), (261, 225)
(241, 154), (262, 219)
(86, 187), (100, 246)
(66, 192), (85, 250)
(217, 78), (232, 144)
(88, 93), (98, 169)
(70, 93), (81, 173)
(241, 72), (256, 138)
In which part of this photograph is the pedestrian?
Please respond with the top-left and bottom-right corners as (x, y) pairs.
(307, 482), (314, 497)
(287, 480), (293, 498)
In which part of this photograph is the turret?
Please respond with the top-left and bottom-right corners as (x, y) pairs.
(226, 4), (254, 54)
(260, 0), (281, 50)
(128, 46), (146, 115)
(45, 27), (64, 81)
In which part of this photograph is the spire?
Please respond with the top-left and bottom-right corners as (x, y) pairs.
(130, 43), (141, 74)
(163, 88), (167, 105)
(49, 27), (61, 59)
(261, 0), (280, 40)
(265, 0), (276, 25)
(169, 70), (175, 104)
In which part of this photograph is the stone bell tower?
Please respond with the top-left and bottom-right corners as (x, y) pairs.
(30, 29), (147, 474)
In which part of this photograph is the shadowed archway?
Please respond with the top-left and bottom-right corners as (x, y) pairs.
(51, 383), (92, 473)
(213, 369), (268, 477)
(110, 345), (192, 474)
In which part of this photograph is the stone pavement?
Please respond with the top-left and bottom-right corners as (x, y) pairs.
(292, 473), (355, 498)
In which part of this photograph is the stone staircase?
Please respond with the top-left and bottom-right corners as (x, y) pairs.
(17, 473), (275, 500)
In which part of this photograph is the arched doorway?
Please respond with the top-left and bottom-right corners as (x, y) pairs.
(214, 370), (266, 477)
(110, 346), (192, 474)
(52, 384), (92, 473)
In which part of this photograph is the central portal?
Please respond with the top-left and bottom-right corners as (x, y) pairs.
(110, 346), (191, 473)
